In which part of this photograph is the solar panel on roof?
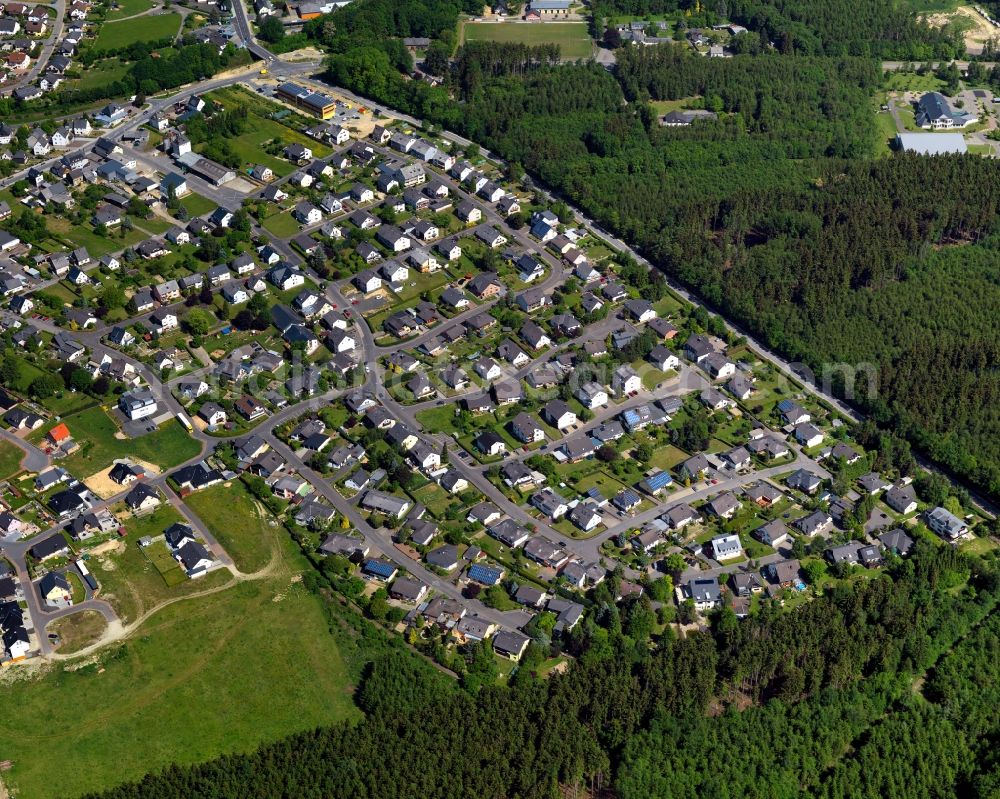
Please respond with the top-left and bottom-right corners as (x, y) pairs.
(364, 559), (396, 578)
(468, 564), (501, 584)
(646, 472), (673, 489)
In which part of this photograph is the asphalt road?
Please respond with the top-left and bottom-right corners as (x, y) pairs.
(0, 0), (66, 97)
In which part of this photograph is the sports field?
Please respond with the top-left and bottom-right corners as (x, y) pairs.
(462, 21), (594, 59)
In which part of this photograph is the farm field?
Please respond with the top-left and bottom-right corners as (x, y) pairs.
(0, 570), (358, 799)
(94, 12), (181, 50)
(462, 21), (594, 60)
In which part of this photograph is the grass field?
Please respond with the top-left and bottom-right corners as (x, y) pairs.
(885, 71), (946, 93)
(36, 408), (200, 478)
(71, 59), (132, 91)
(0, 569), (359, 799)
(263, 211), (301, 237)
(462, 21), (593, 60)
(184, 482), (278, 572)
(95, 12), (181, 50)
(45, 215), (147, 258)
(95, 538), (230, 624)
(0, 440), (24, 478)
(49, 610), (108, 654)
(106, 0), (155, 19)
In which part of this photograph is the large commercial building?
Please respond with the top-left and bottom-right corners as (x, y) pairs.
(276, 82), (337, 120)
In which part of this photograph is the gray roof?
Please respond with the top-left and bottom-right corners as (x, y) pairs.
(896, 132), (967, 156)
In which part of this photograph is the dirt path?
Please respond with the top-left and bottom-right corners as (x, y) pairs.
(46, 549), (285, 662)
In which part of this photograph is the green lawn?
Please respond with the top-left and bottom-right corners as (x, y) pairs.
(649, 98), (702, 115)
(874, 110), (899, 156)
(410, 481), (455, 518)
(0, 440), (24, 478)
(462, 21), (593, 60)
(263, 211), (301, 238)
(106, 0), (155, 19)
(67, 571), (87, 604)
(94, 12), (181, 50)
(0, 573), (358, 799)
(38, 408), (200, 479)
(180, 192), (217, 217)
(415, 404), (461, 434)
(184, 481), (278, 572)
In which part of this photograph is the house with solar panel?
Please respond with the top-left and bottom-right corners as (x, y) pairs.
(362, 559), (398, 582)
(639, 470), (674, 495)
(467, 563), (504, 586)
(612, 489), (642, 513)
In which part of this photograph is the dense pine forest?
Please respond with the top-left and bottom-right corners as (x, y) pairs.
(590, 0), (964, 58)
(86, 542), (1000, 798)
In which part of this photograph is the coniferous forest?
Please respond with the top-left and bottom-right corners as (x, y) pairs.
(84, 542), (1000, 799)
(84, 1), (1000, 797)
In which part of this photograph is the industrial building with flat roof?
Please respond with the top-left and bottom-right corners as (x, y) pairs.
(276, 82), (338, 119)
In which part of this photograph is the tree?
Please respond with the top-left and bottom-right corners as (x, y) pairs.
(67, 367), (93, 392)
(184, 308), (213, 336)
(29, 374), (62, 399)
(259, 14), (285, 43)
(663, 553), (686, 576)
(249, 290), (269, 318)
(0, 357), (19, 386)
(596, 444), (619, 463)
(634, 442), (653, 464)
(802, 559), (828, 586)
(424, 39), (450, 76)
